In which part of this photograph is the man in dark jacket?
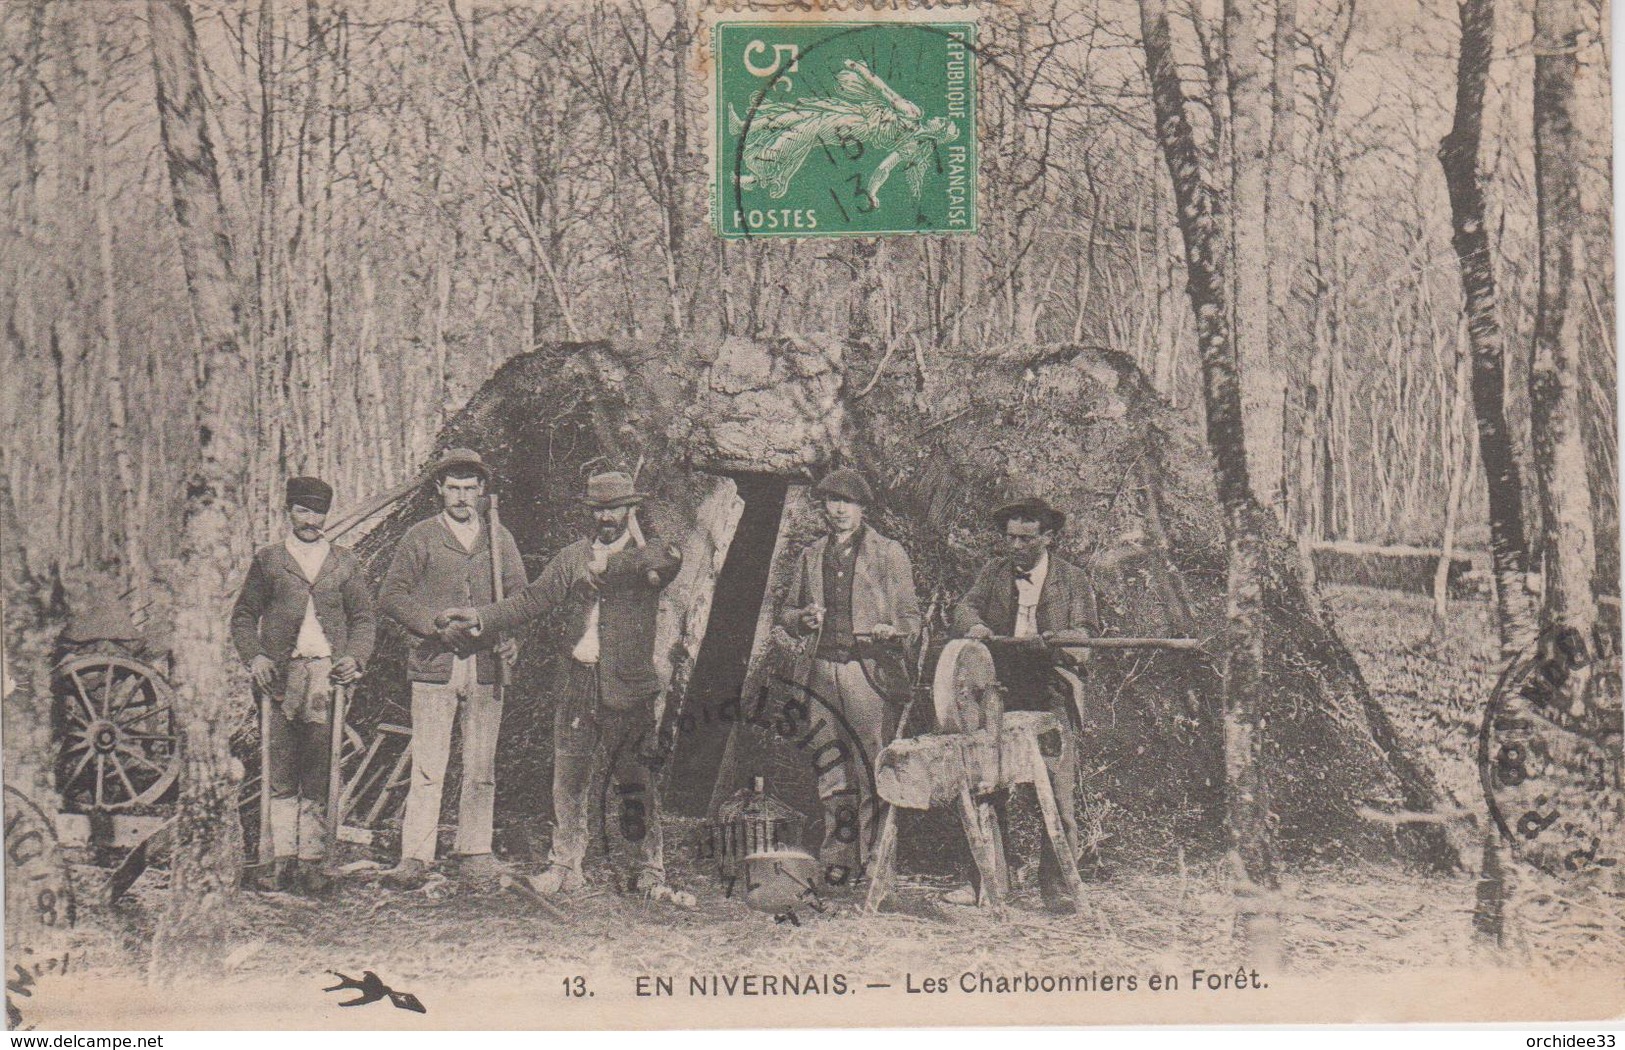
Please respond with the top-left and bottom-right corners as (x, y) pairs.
(378, 450), (526, 889)
(231, 476), (376, 894)
(439, 472), (686, 904)
(946, 495), (1101, 913)
(778, 468), (920, 882)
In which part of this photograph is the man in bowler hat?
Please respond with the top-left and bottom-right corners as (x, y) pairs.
(438, 472), (688, 905)
(231, 476), (375, 894)
(379, 449), (527, 890)
(947, 494), (1101, 912)
(779, 468), (920, 884)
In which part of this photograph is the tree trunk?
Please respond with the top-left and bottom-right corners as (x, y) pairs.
(665, 0), (690, 335)
(1141, 0), (1280, 965)
(1529, 0), (1599, 650)
(1225, 0), (1284, 522)
(253, 0), (283, 541)
(86, 20), (145, 600)
(1266, 0), (1298, 349)
(1438, 0), (1536, 658)
(1268, 0), (1301, 552)
(147, 0), (250, 977)
(1433, 335), (1472, 641)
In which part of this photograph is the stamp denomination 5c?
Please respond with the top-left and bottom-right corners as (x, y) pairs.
(713, 21), (978, 239)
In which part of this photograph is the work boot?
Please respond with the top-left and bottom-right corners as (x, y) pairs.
(628, 870), (697, 909)
(457, 853), (508, 892)
(299, 863), (334, 897)
(523, 864), (586, 897)
(381, 858), (429, 890)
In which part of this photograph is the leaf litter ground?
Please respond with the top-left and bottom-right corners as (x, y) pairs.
(62, 587), (1625, 988)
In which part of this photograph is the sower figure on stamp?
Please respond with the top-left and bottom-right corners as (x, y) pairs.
(778, 468), (920, 888)
(378, 449), (526, 891)
(231, 476), (375, 896)
(439, 472), (690, 906)
(943, 495), (1101, 914)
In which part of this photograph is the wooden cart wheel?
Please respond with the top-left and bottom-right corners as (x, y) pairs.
(54, 654), (180, 811)
(931, 639), (1002, 733)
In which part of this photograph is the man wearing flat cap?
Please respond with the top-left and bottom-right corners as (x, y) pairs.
(439, 471), (688, 905)
(947, 494), (1100, 912)
(379, 449), (526, 890)
(231, 476), (375, 895)
(779, 467), (920, 884)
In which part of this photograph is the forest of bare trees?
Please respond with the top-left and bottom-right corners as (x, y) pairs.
(2, 0), (1613, 616)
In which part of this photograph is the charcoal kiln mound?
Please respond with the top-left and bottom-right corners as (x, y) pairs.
(347, 337), (1457, 874)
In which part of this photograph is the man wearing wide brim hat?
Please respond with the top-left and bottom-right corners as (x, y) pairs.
(379, 449), (526, 890)
(778, 467), (920, 884)
(948, 492), (1101, 912)
(439, 471), (690, 906)
(580, 470), (647, 508)
(231, 476), (376, 895)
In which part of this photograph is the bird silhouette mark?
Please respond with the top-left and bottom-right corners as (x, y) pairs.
(323, 970), (427, 1013)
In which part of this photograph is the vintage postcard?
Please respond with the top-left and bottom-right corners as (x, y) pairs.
(1, 0), (1620, 1033)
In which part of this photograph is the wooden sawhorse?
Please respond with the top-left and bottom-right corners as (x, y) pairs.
(862, 709), (1085, 914)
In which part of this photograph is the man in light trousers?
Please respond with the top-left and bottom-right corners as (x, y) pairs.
(379, 449), (526, 890)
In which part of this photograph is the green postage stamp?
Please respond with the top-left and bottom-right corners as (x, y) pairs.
(713, 21), (978, 239)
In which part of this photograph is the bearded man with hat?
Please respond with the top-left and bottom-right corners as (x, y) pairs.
(946, 493), (1101, 912)
(778, 467), (920, 884)
(438, 471), (686, 905)
(231, 476), (376, 894)
(379, 449), (527, 890)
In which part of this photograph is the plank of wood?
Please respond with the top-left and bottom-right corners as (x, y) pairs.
(1026, 735), (1085, 906)
(956, 782), (1005, 912)
(862, 804), (899, 915)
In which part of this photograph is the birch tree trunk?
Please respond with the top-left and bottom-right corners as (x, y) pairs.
(147, 0), (251, 976)
(1225, 0), (1283, 520)
(1438, 0), (1538, 950)
(1449, 0), (1534, 656)
(1438, 0), (1536, 657)
(1140, 0), (1280, 965)
(1529, 0), (1599, 651)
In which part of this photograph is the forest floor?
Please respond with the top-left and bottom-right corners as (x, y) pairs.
(31, 586), (1625, 1024)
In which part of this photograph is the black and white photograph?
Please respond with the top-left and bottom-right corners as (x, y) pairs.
(0, 0), (1619, 1030)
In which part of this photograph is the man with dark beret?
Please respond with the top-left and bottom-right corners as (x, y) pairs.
(946, 494), (1101, 913)
(779, 467), (920, 885)
(231, 476), (375, 895)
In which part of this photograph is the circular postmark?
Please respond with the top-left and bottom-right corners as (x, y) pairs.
(3, 784), (77, 946)
(597, 664), (889, 911)
(1478, 622), (1623, 882)
(5, 783), (77, 1031)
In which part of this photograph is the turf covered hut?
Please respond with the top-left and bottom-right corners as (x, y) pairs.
(348, 337), (1456, 872)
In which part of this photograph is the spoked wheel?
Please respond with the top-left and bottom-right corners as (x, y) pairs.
(54, 654), (180, 810)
